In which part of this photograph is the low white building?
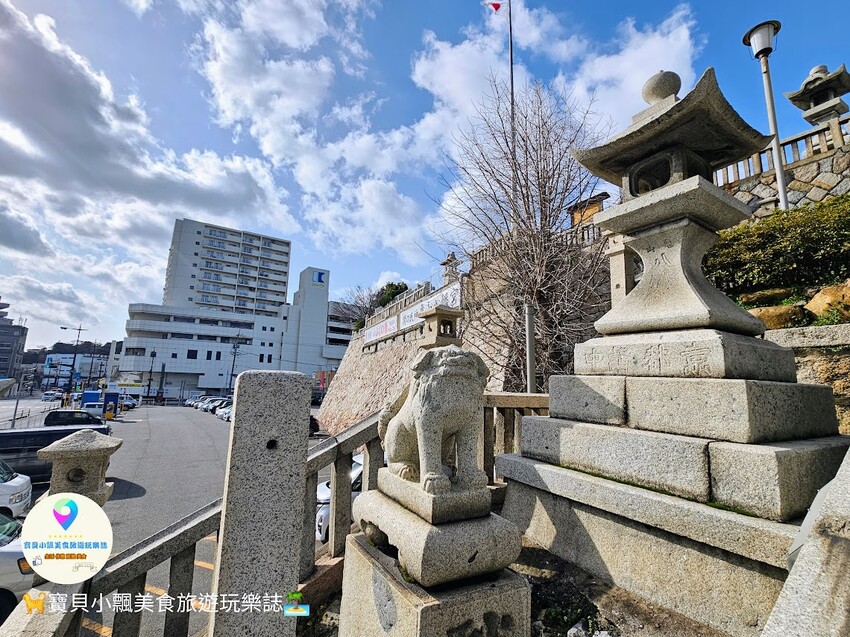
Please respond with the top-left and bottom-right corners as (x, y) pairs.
(42, 353), (110, 390)
(115, 267), (354, 399)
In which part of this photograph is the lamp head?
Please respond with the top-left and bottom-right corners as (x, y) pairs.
(743, 20), (781, 58)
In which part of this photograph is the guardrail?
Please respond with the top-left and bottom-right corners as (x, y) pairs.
(714, 114), (849, 188)
(1, 391), (548, 635)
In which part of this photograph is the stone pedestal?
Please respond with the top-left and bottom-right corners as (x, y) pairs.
(38, 428), (122, 505)
(339, 535), (530, 637)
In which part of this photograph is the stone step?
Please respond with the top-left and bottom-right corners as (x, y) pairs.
(549, 375), (838, 443)
(520, 416), (711, 501)
(574, 329), (797, 382)
(709, 436), (850, 521)
(495, 453), (797, 569)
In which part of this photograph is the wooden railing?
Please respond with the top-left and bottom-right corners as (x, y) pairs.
(2, 393), (548, 635)
(714, 114), (849, 188)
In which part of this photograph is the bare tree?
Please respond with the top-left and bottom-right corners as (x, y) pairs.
(436, 77), (611, 391)
(337, 282), (410, 330)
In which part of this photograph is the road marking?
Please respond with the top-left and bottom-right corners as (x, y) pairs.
(145, 584), (167, 596)
(82, 618), (112, 636)
(195, 559), (215, 571)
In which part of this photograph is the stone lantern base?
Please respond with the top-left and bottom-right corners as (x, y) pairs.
(339, 535), (530, 637)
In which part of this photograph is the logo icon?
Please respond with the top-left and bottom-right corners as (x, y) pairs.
(53, 498), (79, 531)
(283, 591), (310, 617)
(312, 271), (326, 285)
(23, 592), (46, 615)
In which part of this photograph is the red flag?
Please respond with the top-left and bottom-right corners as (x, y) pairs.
(488, 3), (501, 10)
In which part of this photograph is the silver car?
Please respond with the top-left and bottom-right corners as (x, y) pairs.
(315, 454), (363, 543)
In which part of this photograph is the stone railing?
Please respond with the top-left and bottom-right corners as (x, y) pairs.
(714, 113), (850, 188)
(1, 389), (548, 635)
(363, 283), (433, 329)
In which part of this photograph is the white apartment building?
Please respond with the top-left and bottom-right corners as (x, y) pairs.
(116, 220), (355, 398)
(163, 218), (291, 317)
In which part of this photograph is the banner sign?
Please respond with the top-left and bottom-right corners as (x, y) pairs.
(399, 282), (461, 330)
(363, 317), (398, 344)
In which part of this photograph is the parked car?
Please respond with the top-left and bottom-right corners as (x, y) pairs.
(0, 513), (34, 624)
(207, 399), (231, 414)
(82, 402), (104, 418)
(43, 410), (104, 427)
(316, 454), (363, 543)
(0, 461), (30, 519)
(217, 405), (233, 421)
(40, 392), (59, 402)
(194, 397), (220, 410)
(118, 396), (137, 409)
(185, 395), (214, 407)
(0, 424), (112, 483)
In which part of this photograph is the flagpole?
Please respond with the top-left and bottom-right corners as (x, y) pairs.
(507, 0), (516, 226)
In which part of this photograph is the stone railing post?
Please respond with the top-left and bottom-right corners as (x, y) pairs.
(38, 429), (122, 505)
(208, 371), (311, 637)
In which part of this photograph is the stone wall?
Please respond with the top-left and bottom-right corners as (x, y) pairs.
(763, 324), (850, 433)
(727, 143), (850, 216)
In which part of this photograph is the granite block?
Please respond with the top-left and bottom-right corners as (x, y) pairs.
(549, 375), (626, 425)
(501, 480), (785, 637)
(574, 329), (797, 382)
(626, 377), (839, 443)
(495, 454), (797, 568)
(520, 416), (711, 501)
(339, 534), (530, 637)
(377, 468), (491, 524)
(709, 436), (850, 521)
(762, 447), (850, 636)
(353, 490), (521, 587)
(209, 371), (311, 637)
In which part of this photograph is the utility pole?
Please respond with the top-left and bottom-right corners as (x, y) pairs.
(146, 349), (157, 403)
(59, 324), (87, 394)
(227, 332), (242, 394)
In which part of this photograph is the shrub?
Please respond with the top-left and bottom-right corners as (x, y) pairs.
(704, 194), (850, 295)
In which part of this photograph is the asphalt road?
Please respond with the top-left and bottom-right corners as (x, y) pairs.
(3, 401), (327, 637)
(0, 396), (63, 429)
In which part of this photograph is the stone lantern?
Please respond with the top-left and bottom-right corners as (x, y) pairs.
(38, 429), (122, 506)
(785, 64), (850, 126)
(417, 305), (463, 350)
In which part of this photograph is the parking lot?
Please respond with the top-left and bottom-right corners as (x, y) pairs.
(0, 400), (326, 636)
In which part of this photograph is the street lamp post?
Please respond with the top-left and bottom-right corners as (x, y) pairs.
(146, 349), (157, 403)
(743, 20), (789, 210)
(59, 324), (87, 394)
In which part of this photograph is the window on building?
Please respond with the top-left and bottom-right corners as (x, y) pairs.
(259, 354), (264, 363)
(197, 230), (201, 234)
(194, 252), (199, 256)
(195, 241), (200, 245)
(188, 297), (193, 301)
(189, 286), (194, 290)
(191, 275), (196, 279)
(268, 355), (273, 364)
(270, 327), (275, 331)
(215, 351), (222, 361)
(260, 342), (265, 347)
(187, 350), (198, 359)
(262, 326), (267, 331)
(206, 351), (212, 360)
(192, 263), (197, 267)
(171, 353), (177, 359)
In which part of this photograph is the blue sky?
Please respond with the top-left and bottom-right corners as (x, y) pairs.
(0, 0), (845, 348)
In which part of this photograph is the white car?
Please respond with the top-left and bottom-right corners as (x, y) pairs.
(40, 392), (59, 402)
(0, 513), (34, 623)
(0, 462), (30, 520)
(119, 396), (138, 409)
(316, 454), (363, 543)
(82, 402), (104, 418)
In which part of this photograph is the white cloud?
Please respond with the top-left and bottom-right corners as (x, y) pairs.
(239, 0), (329, 51)
(568, 4), (701, 130)
(120, 0), (154, 16)
(373, 271), (406, 288)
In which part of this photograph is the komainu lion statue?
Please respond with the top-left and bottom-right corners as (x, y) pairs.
(378, 345), (490, 495)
